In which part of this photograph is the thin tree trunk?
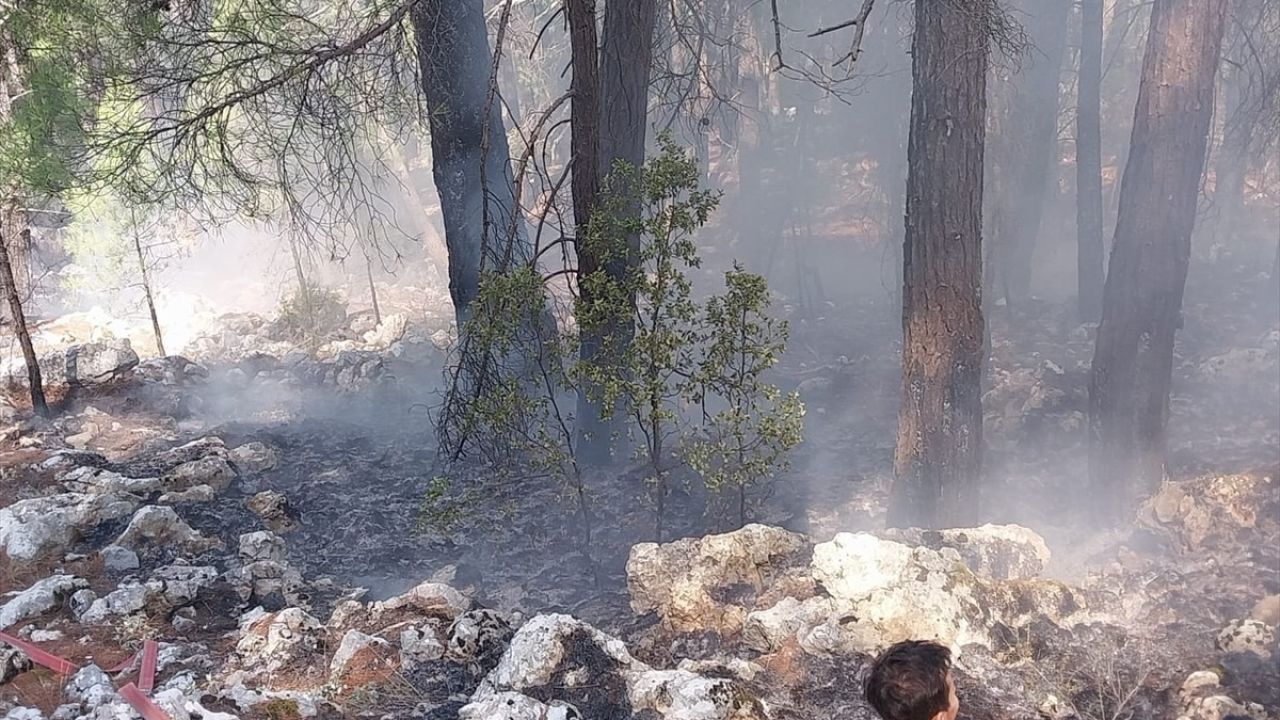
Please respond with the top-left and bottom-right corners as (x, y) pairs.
(286, 230), (314, 331)
(1088, 0), (1228, 523)
(888, 0), (989, 529)
(365, 253), (382, 326)
(132, 229), (166, 357)
(412, 0), (528, 327)
(0, 226), (47, 417)
(1077, 0), (1106, 321)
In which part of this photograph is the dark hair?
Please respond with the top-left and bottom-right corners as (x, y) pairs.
(864, 640), (953, 720)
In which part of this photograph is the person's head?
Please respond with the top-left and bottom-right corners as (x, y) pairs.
(864, 640), (959, 720)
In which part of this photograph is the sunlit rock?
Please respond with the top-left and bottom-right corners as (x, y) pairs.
(627, 524), (812, 635)
(458, 692), (580, 720)
(0, 575), (87, 628)
(629, 669), (768, 720)
(1139, 474), (1278, 552)
(65, 340), (140, 386)
(878, 523), (1051, 579)
(329, 629), (397, 689)
(234, 607), (324, 675)
(0, 493), (137, 563)
(375, 580), (471, 620)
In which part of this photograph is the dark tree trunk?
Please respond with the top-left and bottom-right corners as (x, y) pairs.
(0, 225), (47, 417)
(573, 0), (658, 463)
(986, 0), (1071, 311)
(412, 0), (527, 327)
(1077, 0), (1106, 321)
(1088, 0), (1228, 523)
(888, 0), (989, 529)
(133, 231), (166, 357)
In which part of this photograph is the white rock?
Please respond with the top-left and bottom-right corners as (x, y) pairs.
(742, 596), (838, 654)
(239, 531), (286, 563)
(78, 584), (148, 623)
(3, 708), (45, 720)
(399, 625), (445, 667)
(64, 664), (119, 707)
(0, 493), (138, 562)
(234, 607), (323, 673)
(481, 614), (640, 694)
(374, 581), (470, 618)
(329, 630), (391, 681)
(60, 467), (159, 496)
(1215, 619), (1274, 659)
(630, 669), (764, 720)
(458, 692), (563, 720)
(66, 341), (139, 385)
(0, 575), (87, 628)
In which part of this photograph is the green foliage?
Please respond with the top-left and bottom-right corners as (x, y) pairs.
(440, 135), (804, 540)
(415, 475), (470, 536)
(275, 284), (348, 341)
(686, 264), (805, 526)
(577, 133), (720, 538)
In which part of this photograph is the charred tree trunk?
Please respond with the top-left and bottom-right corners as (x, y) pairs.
(573, 0), (658, 463)
(1088, 0), (1228, 523)
(1077, 0), (1105, 322)
(987, 0), (1071, 312)
(412, 0), (528, 327)
(0, 226), (47, 417)
(888, 1), (989, 529)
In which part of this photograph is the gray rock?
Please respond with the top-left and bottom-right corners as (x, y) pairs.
(239, 531), (286, 564)
(65, 664), (118, 707)
(1, 646), (32, 685)
(329, 630), (390, 683)
(0, 575), (87, 628)
(78, 584), (148, 623)
(3, 707), (45, 720)
(99, 545), (140, 572)
(246, 491), (297, 533)
(66, 340), (139, 386)
(230, 442), (279, 474)
(163, 455), (236, 493)
(0, 493), (138, 563)
(112, 506), (222, 554)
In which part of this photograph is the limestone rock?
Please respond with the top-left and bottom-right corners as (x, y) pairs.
(629, 669), (767, 720)
(374, 581), (470, 619)
(66, 340), (139, 385)
(627, 524), (811, 634)
(112, 506), (221, 554)
(0, 575), (87, 628)
(64, 664), (119, 707)
(329, 630), (395, 687)
(1138, 475), (1278, 552)
(399, 625), (445, 667)
(878, 524), (1050, 580)
(231, 442), (279, 474)
(158, 485), (217, 505)
(1216, 619), (1274, 659)
(246, 491), (297, 533)
(362, 313), (407, 350)
(234, 607), (323, 674)
(459, 693), (581, 720)
(1, 645), (32, 685)
(0, 493), (137, 562)
(59, 466), (159, 496)
(163, 455), (236, 493)
(240, 531), (286, 564)
(482, 614), (636, 693)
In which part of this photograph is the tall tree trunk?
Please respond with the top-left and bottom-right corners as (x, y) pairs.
(1088, 0), (1228, 523)
(1077, 0), (1106, 321)
(573, 0), (658, 463)
(888, 0), (989, 529)
(412, 0), (528, 327)
(987, 0), (1071, 311)
(0, 226), (47, 417)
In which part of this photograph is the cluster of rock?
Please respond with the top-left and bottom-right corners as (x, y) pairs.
(2, 427), (1277, 719)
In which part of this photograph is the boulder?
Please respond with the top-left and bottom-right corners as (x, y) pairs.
(59, 466), (159, 496)
(163, 455), (236, 493)
(230, 442), (279, 474)
(246, 491), (297, 533)
(64, 664), (119, 707)
(399, 625), (445, 668)
(629, 669), (768, 720)
(0, 575), (87, 628)
(878, 524), (1051, 580)
(1216, 619), (1274, 659)
(374, 581), (470, 620)
(459, 693), (580, 720)
(1, 645), (32, 685)
(1138, 475), (1279, 553)
(234, 607), (324, 675)
(240, 531), (286, 564)
(362, 313), (408, 350)
(627, 524), (812, 634)
(0, 493), (138, 562)
(99, 545), (141, 572)
(66, 340), (139, 385)
(112, 506), (222, 554)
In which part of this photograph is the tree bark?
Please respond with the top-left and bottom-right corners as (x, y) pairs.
(888, 0), (989, 529)
(133, 230), (166, 357)
(0, 225), (47, 417)
(1088, 0), (1228, 523)
(986, 0), (1071, 311)
(573, 0), (658, 463)
(1077, 0), (1105, 321)
(412, 0), (528, 327)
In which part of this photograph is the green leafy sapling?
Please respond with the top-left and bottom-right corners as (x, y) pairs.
(687, 264), (804, 529)
(577, 133), (720, 541)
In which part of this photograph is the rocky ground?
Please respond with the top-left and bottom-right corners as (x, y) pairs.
(1, 266), (1277, 720)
